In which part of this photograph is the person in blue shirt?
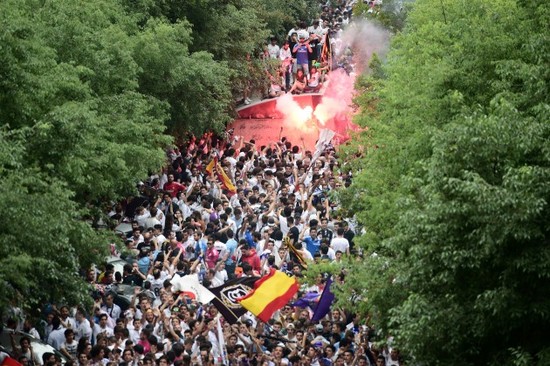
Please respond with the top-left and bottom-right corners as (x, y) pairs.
(292, 34), (313, 77)
(194, 231), (207, 257)
(303, 227), (321, 256)
(137, 248), (151, 275)
(224, 229), (238, 279)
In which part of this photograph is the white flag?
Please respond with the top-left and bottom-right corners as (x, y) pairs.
(311, 128), (336, 164)
(170, 273), (215, 304)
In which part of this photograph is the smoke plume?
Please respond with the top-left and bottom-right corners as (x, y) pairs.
(276, 19), (390, 143)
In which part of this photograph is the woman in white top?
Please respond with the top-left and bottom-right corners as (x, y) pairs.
(307, 66), (321, 90)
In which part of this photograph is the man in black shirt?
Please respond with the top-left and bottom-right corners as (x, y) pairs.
(286, 216), (300, 245)
(122, 263), (144, 287)
(318, 218), (334, 242)
(342, 221), (355, 252)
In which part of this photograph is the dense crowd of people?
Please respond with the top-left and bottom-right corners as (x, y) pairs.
(2, 1), (404, 366)
(244, 0), (366, 104)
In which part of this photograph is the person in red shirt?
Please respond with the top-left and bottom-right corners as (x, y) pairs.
(240, 244), (261, 273)
(163, 174), (185, 198)
(205, 237), (220, 269)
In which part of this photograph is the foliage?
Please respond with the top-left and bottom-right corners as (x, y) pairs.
(132, 19), (233, 135)
(122, 0), (319, 106)
(339, 0), (550, 364)
(0, 0), (172, 204)
(0, 129), (108, 313)
(0, 0), (172, 315)
(257, 0), (321, 40)
(353, 0), (410, 33)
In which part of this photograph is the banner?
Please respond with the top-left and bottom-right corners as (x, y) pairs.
(283, 236), (308, 270)
(320, 32), (332, 69)
(216, 162), (237, 193)
(291, 291), (320, 308)
(209, 276), (259, 324)
(205, 158), (216, 175)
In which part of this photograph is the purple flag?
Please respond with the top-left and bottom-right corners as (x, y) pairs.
(311, 277), (335, 322)
(291, 291), (320, 308)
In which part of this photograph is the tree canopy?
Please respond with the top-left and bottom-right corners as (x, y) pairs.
(336, 0), (550, 365)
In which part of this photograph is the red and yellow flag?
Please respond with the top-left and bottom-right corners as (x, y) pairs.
(205, 157), (236, 194)
(217, 163), (236, 193)
(237, 269), (299, 322)
(205, 158), (216, 175)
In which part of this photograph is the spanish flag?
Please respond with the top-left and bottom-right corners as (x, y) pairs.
(237, 269), (299, 323)
(205, 158), (216, 175)
(217, 162), (237, 193)
(205, 157), (236, 194)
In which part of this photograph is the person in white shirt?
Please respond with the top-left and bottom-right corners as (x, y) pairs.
(135, 207), (150, 228)
(59, 306), (77, 330)
(279, 41), (292, 63)
(287, 21), (301, 39)
(128, 318), (142, 344)
(175, 194), (192, 220)
(307, 66), (321, 90)
(220, 213), (237, 235)
(43, 313), (54, 342)
(22, 319), (41, 340)
(146, 269), (166, 298)
(101, 294), (121, 322)
(92, 314), (114, 345)
(152, 225), (167, 248)
(295, 242), (313, 261)
(342, 12), (350, 26)
(214, 261), (228, 285)
(75, 308), (93, 342)
(60, 329), (79, 361)
(308, 20), (324, 37)
(267, 37), (280, 59)
(144, 207), (161, 229)
(9, 334), (42, 366)
(330, 227), (350, 255)
(47, 317), (66, 350)
(278, 41), (293, 91)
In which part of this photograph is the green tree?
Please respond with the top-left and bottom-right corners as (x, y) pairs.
(353, 0), (410, 33)
(0, 0), (172, 314)
(0, 129), (108, 313)
(339, 0), (550, 364)
(0, 0), (172, 204)
(133, 19), (233, 135)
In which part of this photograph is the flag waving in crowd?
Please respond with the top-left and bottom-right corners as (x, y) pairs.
(205, 156), (237, 193)
(237, 269), (299, 323)
(0, 0), (401, 361)
(312, 276), (336, 322)
(209, 276), (259, 324)
(170, 273), (215, 304)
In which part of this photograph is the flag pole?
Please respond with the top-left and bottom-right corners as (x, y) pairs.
(215, 316), (228, 365)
